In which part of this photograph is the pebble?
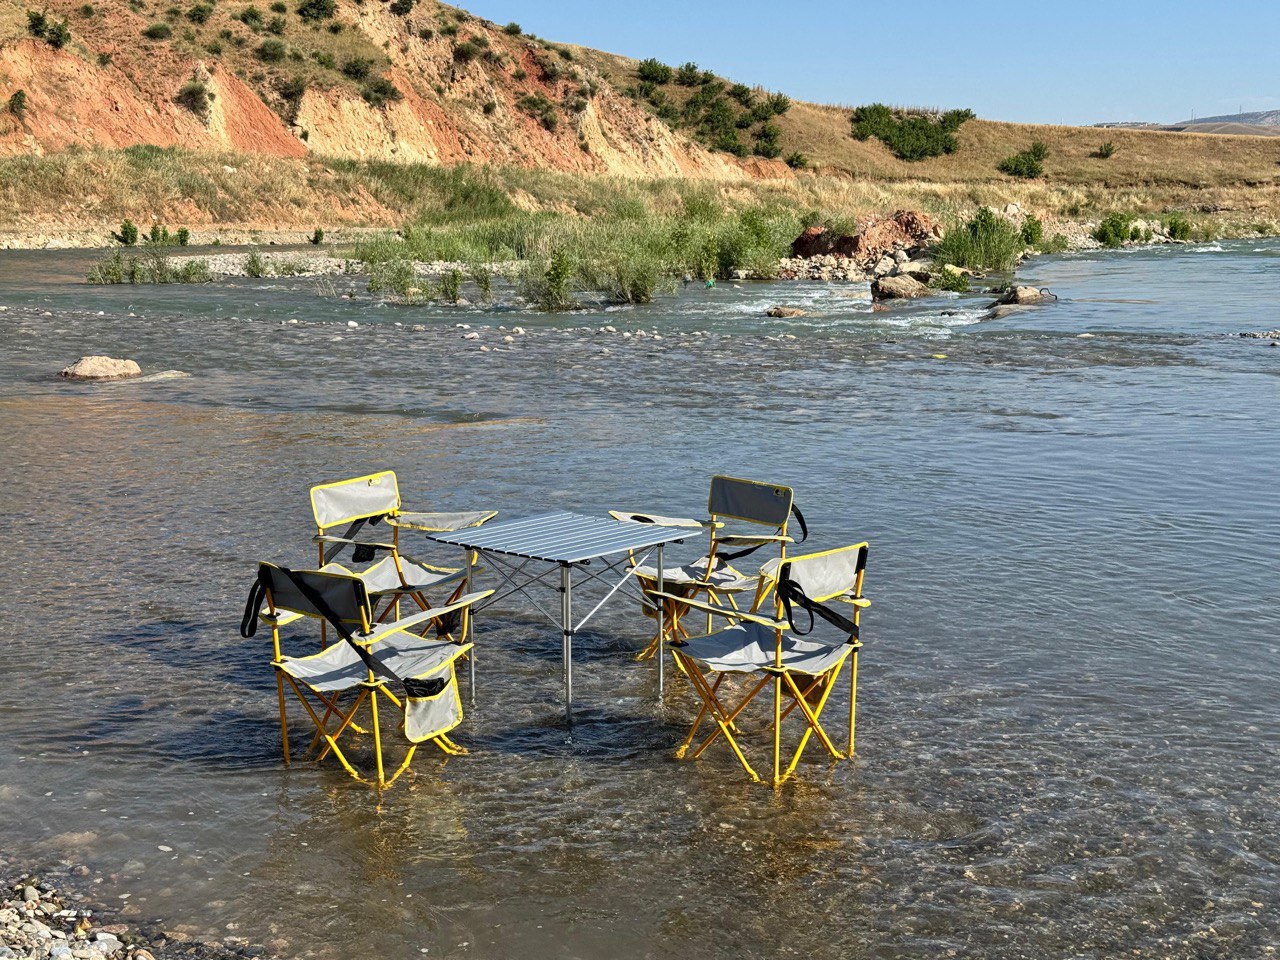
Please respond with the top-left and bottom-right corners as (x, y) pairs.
(502, 336), (514, 343)
(462, 332), (479, 340)
(346, 320), (359, 328)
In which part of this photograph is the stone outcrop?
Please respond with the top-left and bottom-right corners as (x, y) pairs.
(58, 356), (141, 380)
(871, 275), (929, 300)
(992, 285), (1055, 306)
(766, 306), (808, 318)
(784, 210), (944, 281)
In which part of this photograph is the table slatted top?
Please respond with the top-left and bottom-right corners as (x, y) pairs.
(427, 511), (689, 563)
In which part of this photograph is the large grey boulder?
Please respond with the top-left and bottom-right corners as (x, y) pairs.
(58, 356), (142, 380)
(872, 275), (929, 300)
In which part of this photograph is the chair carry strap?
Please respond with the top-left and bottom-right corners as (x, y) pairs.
(714, 504), (810, 565)
(776, 563), (859, 642)
(321, 514), (390, 564)
(239, 571), (268, 639)
(274, 566), (394, 682)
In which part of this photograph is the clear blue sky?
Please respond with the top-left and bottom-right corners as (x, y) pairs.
(464, 1), (1280, 125)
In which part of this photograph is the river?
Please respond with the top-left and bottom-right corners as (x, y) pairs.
(0, 240), (1276, 959)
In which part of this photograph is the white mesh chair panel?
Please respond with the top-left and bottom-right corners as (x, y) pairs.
(322, 557), (464, 596)
(763, 544), (867, 603)
(277, 642), (367, 692)
(390, 510), (497, 532)
(633, 559), (757, 592)
(310, 471), (401, 529)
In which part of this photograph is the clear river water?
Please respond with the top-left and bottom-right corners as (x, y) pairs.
(0, 240), (1277, 959)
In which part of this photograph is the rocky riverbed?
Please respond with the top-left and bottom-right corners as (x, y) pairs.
(0, 864), (278, 960)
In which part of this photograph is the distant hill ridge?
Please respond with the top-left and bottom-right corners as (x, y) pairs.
(1178, 109), (1280, 126)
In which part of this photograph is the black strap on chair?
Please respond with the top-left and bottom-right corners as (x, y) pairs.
(274, 566), (393, 681)
(321, 514), (390, 564)
(714, 505), (809, 566)
(239, 570), (268, 639)
(776, 562), (860, 642)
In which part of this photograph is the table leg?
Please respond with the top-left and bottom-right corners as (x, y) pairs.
(561, 562), (573, 724)
(656, 543), (665, 699)
(466, 550), (476, 706)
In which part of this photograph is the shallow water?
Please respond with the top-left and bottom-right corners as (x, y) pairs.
(0, 241), (1277, 959)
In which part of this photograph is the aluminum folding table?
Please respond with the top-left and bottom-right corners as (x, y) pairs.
(427, 511), (691, 722)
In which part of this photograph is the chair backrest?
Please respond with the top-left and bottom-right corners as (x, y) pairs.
(708, 476), (793, 529)
(765, 543), (868, 603)
(310, 471), (401, 532)
(258, 562), (372, 629)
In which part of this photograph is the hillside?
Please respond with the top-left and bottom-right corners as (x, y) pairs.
(1, 0), (1279, 239)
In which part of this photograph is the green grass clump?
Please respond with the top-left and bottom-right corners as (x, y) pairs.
(930, 268), (969, 293)
(87, 250), (211, 284)
(1095, 141), (1117, 159)
(998, 141), (1048, 179)
(256, 39), (286, 62)
(245, 248), (267, 277)
(850, 104), (972, 161)
(142, 21), (172, 39)
(932, 206), (1023, 271)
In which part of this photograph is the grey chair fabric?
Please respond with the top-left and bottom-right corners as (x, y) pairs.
(708, 476), (793, 526)
(676, 621), (849, 676)
(259, 565), (370, 627)
(390, 510), (497, 532)
(311, 472), (401, 529)
(321, 556), (464, 597)
(761, 545), (866, 602)
(278, 632), (465, 693)
(632, 557), (758, 592)
(403, 665), (464, 743)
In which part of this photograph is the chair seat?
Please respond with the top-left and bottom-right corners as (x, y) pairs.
(633, 559), (757, 592)
(322, 556), (464, 597)
(278, 634), (463, 693)
(673, 621), (850, 676)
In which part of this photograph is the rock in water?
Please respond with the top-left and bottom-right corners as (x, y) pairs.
(58, 356), (142, 380)
(992, 285), (1054, 306)
(766, 306), (808, 318)
(871, 275), (929, 300)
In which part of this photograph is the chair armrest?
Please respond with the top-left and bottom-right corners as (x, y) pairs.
(261, 609), (305, 627)
(357, 589), (495, 644)
(314, 534), (398, 550)
(608, 510), (716, 529)
(717, 534), (794, 545)
(649, 591), (787, 630)
(389, 510), (498, 532)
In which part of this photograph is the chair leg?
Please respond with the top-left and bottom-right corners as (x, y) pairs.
(369, 683), (386, 788)
(782, 671), (845, 782)
(282, 675), (368, 783)
(849, 650), (859, 758)
(688, 673), (769, 759)
(275, 671), (291, 765)
(681, 666), (763, 782)
(313, 691), (369, 761)
(674, 666), (721, 758)
(772, 674), (783, 787)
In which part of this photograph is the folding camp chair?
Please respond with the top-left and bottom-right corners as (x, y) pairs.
(240, 562), (494, 787)
(658, 542), (869, 786)
(611, 476), (807, 659)
(310, 471), (496, 640)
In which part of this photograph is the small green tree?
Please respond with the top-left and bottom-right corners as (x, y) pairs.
(675, 61), (701, 86)
(502, 21), (521, 35)
(310, 227), (324, 245)
(295, 0), (333, 22)
(176, 227), (190, 246)
(637, 57), (672, 84)
(1020, 214), (1043, 246)
(784, 151), (808, 169)
(7, 90), (27, 119)
(113, 219), (139, 245)
(1093, 212), (1134, 248)
(1095, 141), (1116, 159)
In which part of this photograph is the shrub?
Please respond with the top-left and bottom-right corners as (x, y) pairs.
(850, 103), (970, 161)
(516, 92), (557, 131)
(1163, 213), (1192, 241)
(728, 82), (752, 106)
(97, 51), (112, 65)
(752, 122), (781, 159)
(439, 21), (457, 36)
(502, 21), (520, 35)
(675, 61), (701, 86)
(87, 250), (211, 283)
(785, 151), (807, 169)
(113, 219), (139, 245)
(236, 5), (263, 26)
(79, 3), (94, 14)
(1093, 212), (1134, 248)
(176, 227), (190, 246)
(1095, 140), (1116, 159)
(186, 2), (213, 21)
(511, 67), (526, 81)
(637, 57), (672, 84)
(764, 92), (790, 116)
(175, 80), (212, 118)
(245, 248), (267, 277)
(388, 0), (412, 14)
(1020, 214), (1043, 247)
(266, 15), (285, 33)
(310, 227), (324, 244)
(998, 141), (1047, 178)
(256, 38), (285, 61)
(520, 247), (577, 311)
(453, 39), (482, 62)
(271, 1), (286, 9)
(713, 131), (747, 156)
(932, 206), (1023, 271)
(438, 267), (462, 303)
(25, 10), (48, 36)
(340, 56), (372, 80)
(482, 99), (496, 115)
(143, 21), (172, 38)
(295, 0), (333, 21)
(361, 76), (401, 107)
(7, 90), (27, 119)
(931, 268), (969, 292)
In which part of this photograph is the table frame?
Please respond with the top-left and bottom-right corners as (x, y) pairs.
(428, 512), (689, 722)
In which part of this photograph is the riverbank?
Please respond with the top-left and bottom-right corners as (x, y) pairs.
(0, 863), (278, 960)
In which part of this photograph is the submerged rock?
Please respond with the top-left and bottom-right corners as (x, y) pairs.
(58, 356), (141, 380)
(992, 285), (1055, 306)
(766, 306), (808, 318)
(871, 275), (929, 300)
